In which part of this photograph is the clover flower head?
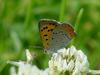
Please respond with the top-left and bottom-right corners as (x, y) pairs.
(49, 46), (89, 75)
(9, 49), (49, 75)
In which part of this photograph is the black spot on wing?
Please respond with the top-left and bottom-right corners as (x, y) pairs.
(41, 29), (43, 31)
(50, 29), (53, 31)
(46, 39), (48, 41)
(48, 30), (50, 32)
(48, 29), (54, 32)
(52, 37), (54, 40)
(44, 34), (48, 36)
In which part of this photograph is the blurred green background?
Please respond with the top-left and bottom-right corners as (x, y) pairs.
(0, 0), (100, 74)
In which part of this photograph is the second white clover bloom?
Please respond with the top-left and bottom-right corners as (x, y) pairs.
(9, 49), (50, 75)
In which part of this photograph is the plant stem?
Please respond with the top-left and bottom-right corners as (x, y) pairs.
(89, 70), (100, 74)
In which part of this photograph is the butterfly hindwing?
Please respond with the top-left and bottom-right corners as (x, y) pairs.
(48, 28), (71, 52)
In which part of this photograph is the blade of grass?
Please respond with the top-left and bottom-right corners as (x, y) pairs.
(24, 0), (33, 30)
(74, 8), (84, 33)
(59, 0), (66, 22)
(10, 30), (22, 52)
(71, 8), (84, 45)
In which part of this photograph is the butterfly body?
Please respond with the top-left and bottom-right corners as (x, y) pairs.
(39, 19), (76, 53)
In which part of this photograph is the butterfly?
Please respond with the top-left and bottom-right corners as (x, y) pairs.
(39, 19), (76, 53)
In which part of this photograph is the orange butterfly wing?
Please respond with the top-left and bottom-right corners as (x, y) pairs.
(39, 19), (58, 52)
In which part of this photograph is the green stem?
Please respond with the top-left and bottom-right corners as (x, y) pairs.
(89, 70), (100, 74)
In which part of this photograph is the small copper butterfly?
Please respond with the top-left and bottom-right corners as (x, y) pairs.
(39, 19), (76, 53)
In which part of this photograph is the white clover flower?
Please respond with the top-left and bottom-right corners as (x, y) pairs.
(9, 61), (48, 75)
(9, 49), (49, 75)
(49, 46), (89, 75)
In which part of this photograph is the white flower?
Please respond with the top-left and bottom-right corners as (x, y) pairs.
(49, 46), (89, 75)
(9, 49), (50, 75)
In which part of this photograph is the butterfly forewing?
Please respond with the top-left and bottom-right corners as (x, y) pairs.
(39, 19), (58, 52)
